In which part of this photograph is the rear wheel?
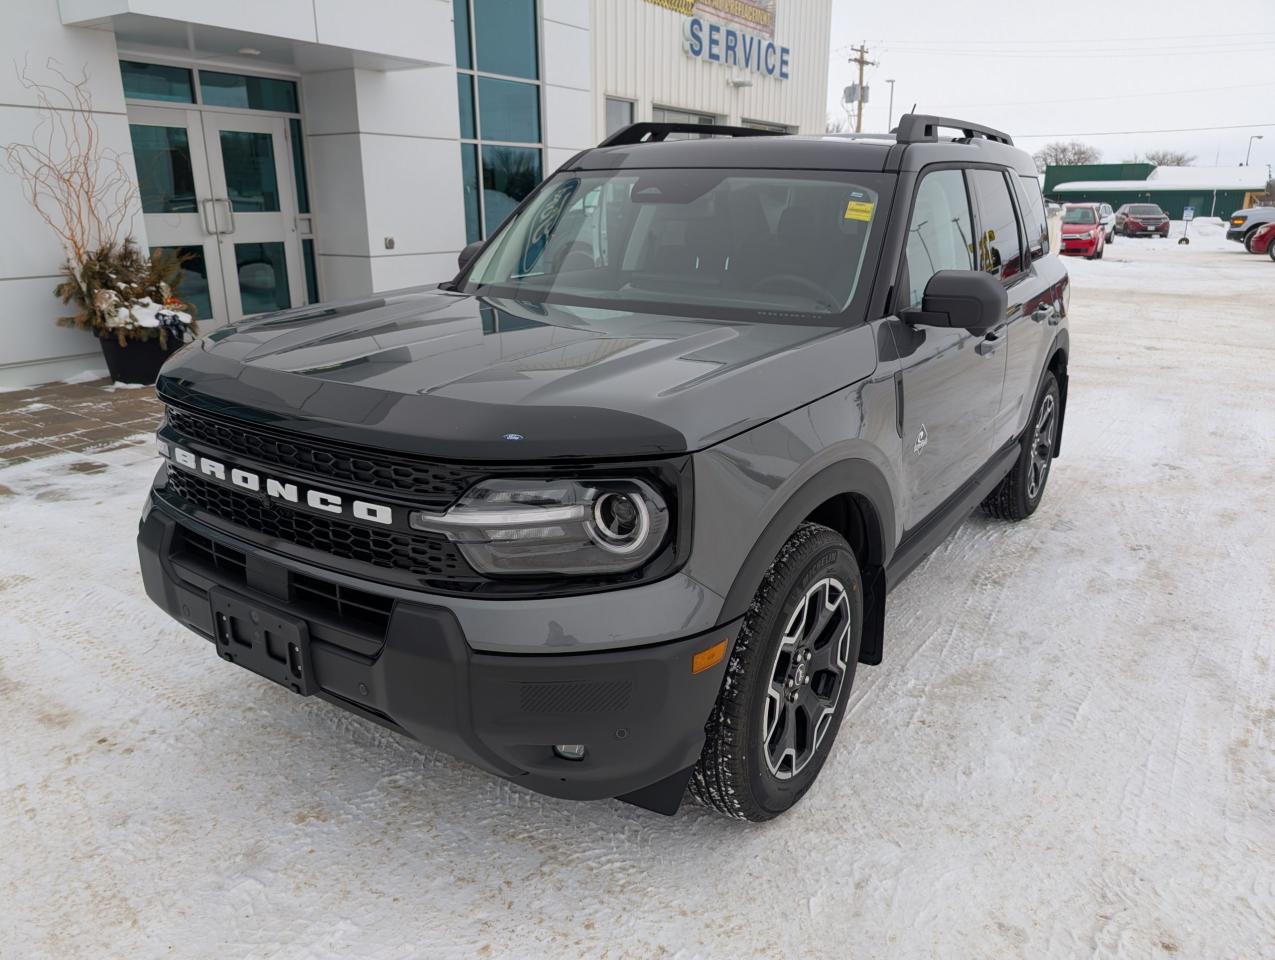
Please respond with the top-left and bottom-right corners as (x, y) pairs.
(982, 372), (1060, 521)
(690, 523), (862, 822)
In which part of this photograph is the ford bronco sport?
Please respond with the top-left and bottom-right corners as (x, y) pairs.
(138, 114), (1070, 822)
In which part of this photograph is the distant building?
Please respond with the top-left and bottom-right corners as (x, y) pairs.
(1044, 162), (1268, 218)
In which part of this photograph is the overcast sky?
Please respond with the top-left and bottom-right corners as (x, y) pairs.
(825, 0), (1275, 174)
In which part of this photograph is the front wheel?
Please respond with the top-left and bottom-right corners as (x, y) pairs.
(1106, 229), (1115, 243)
(982, 371), (1060, 521)
(690, 523), (862, 821)
(1245, 229), (1262, 254)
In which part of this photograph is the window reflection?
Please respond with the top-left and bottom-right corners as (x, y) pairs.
(481, 146), (542, 235)
(130, 125), (197, 213)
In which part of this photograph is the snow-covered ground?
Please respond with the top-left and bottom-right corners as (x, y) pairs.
(2, 226), (1273, 959)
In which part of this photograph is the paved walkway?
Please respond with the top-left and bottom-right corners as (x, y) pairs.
(0, 380), (161, 468)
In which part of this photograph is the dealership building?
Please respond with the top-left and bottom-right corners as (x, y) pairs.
(0, 0), (832, 389)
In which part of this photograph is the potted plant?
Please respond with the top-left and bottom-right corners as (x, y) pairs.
(3, 60), (198, 385)
(56, 240), (197, 384)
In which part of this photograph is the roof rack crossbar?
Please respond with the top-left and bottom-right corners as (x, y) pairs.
(598, 122), (784, 148)
(893, 113), (1013, 146)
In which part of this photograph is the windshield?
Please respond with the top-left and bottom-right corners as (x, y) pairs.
(460, 169), (892, 320)
(1130, 204), (1163, 216)
(1063, 207), (1097, 224)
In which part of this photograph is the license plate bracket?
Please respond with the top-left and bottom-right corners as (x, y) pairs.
(208, 588), (314, 696)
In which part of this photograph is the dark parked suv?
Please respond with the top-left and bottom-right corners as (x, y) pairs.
(139, 115), (1070, 821)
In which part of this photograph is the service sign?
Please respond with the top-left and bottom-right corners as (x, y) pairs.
(682, 14), (791, 80)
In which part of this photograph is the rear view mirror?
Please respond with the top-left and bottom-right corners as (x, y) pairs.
(902, 270), (1007, 337)
(457, 240), (484, 272)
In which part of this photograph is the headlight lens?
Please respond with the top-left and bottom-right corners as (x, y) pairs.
(409, 478), (670, 576)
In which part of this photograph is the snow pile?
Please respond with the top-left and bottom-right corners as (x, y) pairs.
(1, 238), (1273, 958)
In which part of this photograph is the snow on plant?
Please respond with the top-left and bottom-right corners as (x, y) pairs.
(2, 59), (197, 347)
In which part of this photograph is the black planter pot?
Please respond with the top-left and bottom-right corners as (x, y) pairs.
(99, 336), (181, 386)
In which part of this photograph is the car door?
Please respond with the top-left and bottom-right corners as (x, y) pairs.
(968, 167), (1052, 450)
(890, 166), (1007, 529)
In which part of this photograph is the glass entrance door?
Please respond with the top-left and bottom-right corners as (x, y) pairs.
(202, 112), (304, 321)
(128, 106), (304, 327)
(128, 104), (229, 327)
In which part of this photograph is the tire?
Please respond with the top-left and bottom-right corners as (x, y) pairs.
(1268, 240), (1274, 262)
(1245, 229), (1262, 254)
(1106, 229), (1114, 243)
(981, 371), (1060, 521)
(1096, 242), (1104, 259)
(690, 523), (863, 822)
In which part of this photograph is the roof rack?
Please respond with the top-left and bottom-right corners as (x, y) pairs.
(598, 122), (784, 148)
(893, 113), (1013, 146)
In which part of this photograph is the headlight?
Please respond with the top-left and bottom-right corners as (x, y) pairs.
(409, 478), (670, 576)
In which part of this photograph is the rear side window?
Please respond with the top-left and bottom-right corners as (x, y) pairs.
(903, 169), (975, 307)
(969, 169), (1025, 282)
(1014, 174), (1050, 257)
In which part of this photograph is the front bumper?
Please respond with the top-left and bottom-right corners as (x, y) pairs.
(1226, 225), (1249, 242)
(1060, 234), (1099, 256)
(138, 499), (740, 809)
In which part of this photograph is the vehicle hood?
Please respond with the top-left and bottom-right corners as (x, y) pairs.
(1061, 222), (1097, 234)
(158, 287), (880, 461)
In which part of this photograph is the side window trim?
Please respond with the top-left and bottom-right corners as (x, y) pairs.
(969, 167), (1027, 288)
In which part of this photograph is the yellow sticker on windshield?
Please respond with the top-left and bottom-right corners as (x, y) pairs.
(844, 200), (875, 222)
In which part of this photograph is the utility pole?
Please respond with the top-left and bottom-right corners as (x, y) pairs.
(886, 78), (896, 130)
(848, 44), (877, 132)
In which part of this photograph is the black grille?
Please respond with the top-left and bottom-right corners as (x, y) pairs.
(292, 573), (395, 636)
(166, 406), (480, 508)
(164, 468), (473, 584)
(175, 527), (248, 583)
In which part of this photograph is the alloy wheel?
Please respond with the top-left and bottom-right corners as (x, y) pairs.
(762, 577), (852, 780)
(1027, 394), (1056, 500)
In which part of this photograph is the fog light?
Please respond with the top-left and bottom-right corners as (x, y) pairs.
(553, 744), (587, 761)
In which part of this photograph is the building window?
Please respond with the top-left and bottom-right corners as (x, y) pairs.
(454, 0), (544, 242)
(120, 61), (194, 104)
(606, 97), (634, 137)
(652, 105), (719, 140)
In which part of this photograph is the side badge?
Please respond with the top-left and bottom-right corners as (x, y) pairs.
(914, 424), (928, 454)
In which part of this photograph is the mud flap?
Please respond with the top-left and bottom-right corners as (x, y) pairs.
(617, 765), (696, 816)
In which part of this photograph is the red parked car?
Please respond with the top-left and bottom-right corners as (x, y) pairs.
(1249, 221), (1275, 258)
(1114, 203), (1170, 238)
(1060, 203), (1106, 259)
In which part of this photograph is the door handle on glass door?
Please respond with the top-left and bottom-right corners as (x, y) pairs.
(199, 199), (219, 235)
(214, 199), (236, 235)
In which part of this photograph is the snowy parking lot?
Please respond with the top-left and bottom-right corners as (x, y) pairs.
(1, 222), (1273, 959)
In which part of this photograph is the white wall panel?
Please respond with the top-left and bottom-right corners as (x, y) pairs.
(0, 278), (101, 368)
(369, 252), (458, 292)
(543, 20), (592, 91)
(315, 0), (453, 66)
(543, 0), (590, 29)
(353, 67), (461, 139)
(590, 0), (830, 135)
(544, 85), (594, 150)
(359, 135), (465, 255)
(306, 132), (370, 257)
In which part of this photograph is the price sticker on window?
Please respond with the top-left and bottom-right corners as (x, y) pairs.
(843, 200), (875, 222)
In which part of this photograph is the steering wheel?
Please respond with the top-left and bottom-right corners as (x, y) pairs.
(752, 273), (839, 308)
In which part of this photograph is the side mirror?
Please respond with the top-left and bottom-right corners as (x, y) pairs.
(457, 240), (484, 272)
(901, 270), (1007, 337)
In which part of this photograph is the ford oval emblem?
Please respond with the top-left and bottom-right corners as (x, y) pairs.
(502, 433), (524, 441)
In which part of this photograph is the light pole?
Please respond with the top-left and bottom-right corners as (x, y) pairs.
(886, 79), (896, 130)
(1246, 134), (1263, 165)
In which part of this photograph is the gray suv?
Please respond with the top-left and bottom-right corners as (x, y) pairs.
(138, 114), (1070, 821)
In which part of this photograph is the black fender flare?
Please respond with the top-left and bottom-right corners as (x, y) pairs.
(720, 458), (897, 663)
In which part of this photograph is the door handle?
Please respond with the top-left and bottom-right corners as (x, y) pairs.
(199, 198), (218, 235)
(1031, 303), (1055, 324)
(214, 198), (236, 235)
(975, 331), (1003, 357)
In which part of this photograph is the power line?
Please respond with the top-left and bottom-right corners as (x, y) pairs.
(1015, 121), (1275, 139)
(858, 30), (1275, 47)
(928, 81), (1275, 110)
(872, 43), (1275, 60)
